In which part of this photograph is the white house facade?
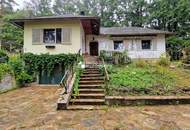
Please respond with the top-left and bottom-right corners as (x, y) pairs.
(11, 15), (174, 59)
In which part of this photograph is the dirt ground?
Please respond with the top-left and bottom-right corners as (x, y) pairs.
(0, 86), (190, 130)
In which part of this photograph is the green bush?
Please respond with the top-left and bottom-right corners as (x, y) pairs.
(0, 49), (8, 63)
(134, 59), (148, 68)
(8, 55), (23, 75)
(157, 54), (171, 67)
(182, 47), (190, 64)
(16, 71), (33, 87)
(73, 67), (83, 96)
(100, 50), (131, 65)
(0, 63), (12, 81)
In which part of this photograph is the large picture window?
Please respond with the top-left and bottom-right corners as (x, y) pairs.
(114, 41), (124, 50)
(141, 40), (151, 50)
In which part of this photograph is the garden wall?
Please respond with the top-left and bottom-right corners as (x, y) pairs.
(0, 74), (16, 92)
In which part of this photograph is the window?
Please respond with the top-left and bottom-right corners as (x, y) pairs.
(114, 41), (124, 50)
(32, 28), (71, 44)
(43, 29), (56, 44)
(56, 28), (62, 43)
(141, 40), (151, 50)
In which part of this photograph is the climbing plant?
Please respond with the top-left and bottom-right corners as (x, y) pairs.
(22, 53), (78, 76)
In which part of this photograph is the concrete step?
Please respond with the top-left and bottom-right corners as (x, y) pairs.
(79, 80), (104, 84)
(67, 105), (107, 110)
(81, 74), (103, 77)
(83, 71), (100, 74)
(72, 93), (105, 99)
(69, 99), (105, 105)
(79, 88), (104, 94)
(85, 68), (99, 71)
(80, 77), (104, 80)
(79, 84), (104, 89)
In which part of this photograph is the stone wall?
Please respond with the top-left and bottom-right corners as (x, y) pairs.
(0, 74), (16, 92)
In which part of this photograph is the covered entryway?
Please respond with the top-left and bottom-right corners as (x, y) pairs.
(90, 42), (99, 56)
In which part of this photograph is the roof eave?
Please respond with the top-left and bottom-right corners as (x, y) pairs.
(10, 16), (100, 29)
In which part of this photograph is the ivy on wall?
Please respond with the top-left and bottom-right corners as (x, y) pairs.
(22, 53), (78, 76)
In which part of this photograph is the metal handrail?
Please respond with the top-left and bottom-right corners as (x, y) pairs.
(59, 49), (81, 94)
(101, 57), (109, 81)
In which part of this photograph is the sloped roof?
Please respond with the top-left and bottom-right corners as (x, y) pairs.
(10, 14), (100, 28)
(100, 27), (174, 35)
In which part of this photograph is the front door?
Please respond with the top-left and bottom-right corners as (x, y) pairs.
(90, 42), (98, 56)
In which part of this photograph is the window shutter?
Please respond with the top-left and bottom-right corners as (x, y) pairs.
(32, 29), (41, 44)
(152, 40), (157, 51)
(136, 40), (141, 51)
(62, 28), (71, 43)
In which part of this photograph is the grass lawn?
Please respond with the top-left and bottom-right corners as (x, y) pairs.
(107, 62), (190, 96)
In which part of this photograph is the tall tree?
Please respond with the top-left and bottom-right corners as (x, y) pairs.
(24, 0), (52, 16)
(0, 0), (17, 14)
(125, 0), (148, 27)
(53, 0), (78, 15)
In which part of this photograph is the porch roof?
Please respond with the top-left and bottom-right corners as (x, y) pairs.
(100, 27), (175, 36)
(10, 15), (100, 35)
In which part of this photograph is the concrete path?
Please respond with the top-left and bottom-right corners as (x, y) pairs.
(0, 86), (190, 130)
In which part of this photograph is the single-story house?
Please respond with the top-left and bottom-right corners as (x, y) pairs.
(11, 15), (174, 60)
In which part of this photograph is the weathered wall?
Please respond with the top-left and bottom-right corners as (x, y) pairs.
(0, 74), (16, 92)
(85, 34), (166, 59)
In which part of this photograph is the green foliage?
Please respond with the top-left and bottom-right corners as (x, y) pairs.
(24, 0), (53, 16)
(100, 50), (131, 65)
(0, 49), (8, 58)
(0, 63), (12, 81)
(182, 47), (190, 64)
(73, 67), (83, 97)
(0, 10), (27, 52)
(157, 54), (171, 67)
(7, 55), (33, 86)
(8, 55), (23, 75)
(166, 36), (190, 60)
(134, 59), (148, 68)
(0, 49), (8, 63)
(22, 53), (78, 76)
(108, 64), (175, 91)
(16, 71), (33, 87)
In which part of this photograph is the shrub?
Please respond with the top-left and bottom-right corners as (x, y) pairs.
(134, 59), (148, 68)
(16, 71), (33, 87)
(157, 53), (171, 67)
(182, 47), (190, 64)
(8, 55), (23, 75)
(0, 63), (12, 81)
(0, 49), (8, 63)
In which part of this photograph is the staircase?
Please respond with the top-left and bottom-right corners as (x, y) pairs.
(68, 66), (106, 110)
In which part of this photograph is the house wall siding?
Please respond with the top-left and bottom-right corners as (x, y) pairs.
(24, 20), (82, 54)
(86, 34), (166, 59)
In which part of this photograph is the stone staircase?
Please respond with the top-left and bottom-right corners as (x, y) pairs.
(68, 66), (106, 110)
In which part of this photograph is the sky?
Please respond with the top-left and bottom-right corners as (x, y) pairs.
(14, 0), (55, 10)
(14, 0), (28, 9)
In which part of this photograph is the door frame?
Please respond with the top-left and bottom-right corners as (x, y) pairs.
(89, 41), (99, 56)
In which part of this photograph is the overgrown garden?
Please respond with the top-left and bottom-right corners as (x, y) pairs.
(101, 51), (190, 96)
